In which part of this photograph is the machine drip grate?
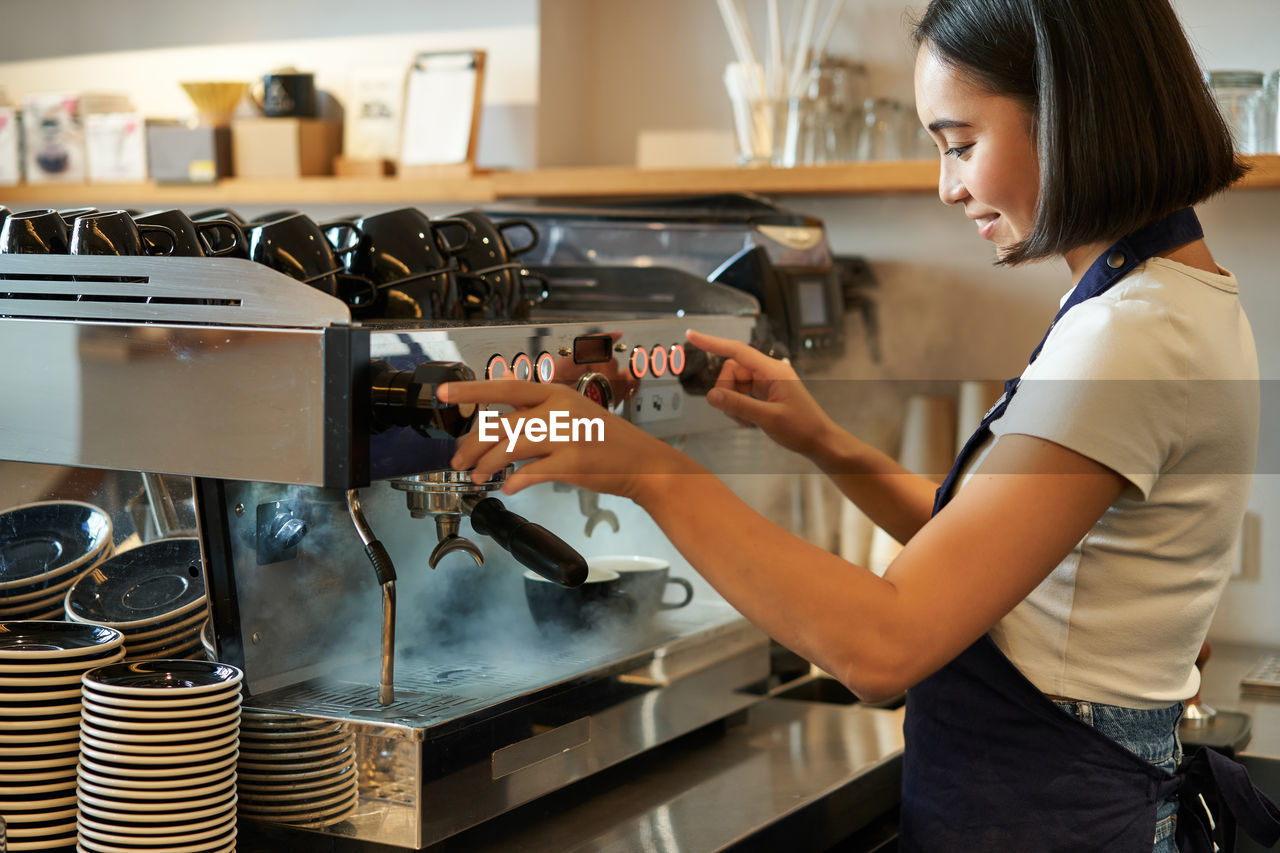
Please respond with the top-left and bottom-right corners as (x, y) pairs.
(245, 608), (753, 729)
(247, 658), (574, 727)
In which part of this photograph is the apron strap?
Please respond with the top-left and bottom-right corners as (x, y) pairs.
(931, 207), (1203, 516)
(1174, 746), (1280, 853)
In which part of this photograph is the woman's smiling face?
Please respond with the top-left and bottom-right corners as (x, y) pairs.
(915, 43), (1041, 258)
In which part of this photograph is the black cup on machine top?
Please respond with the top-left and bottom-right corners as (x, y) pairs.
(524, 566), (635, 634)
(57, 207), (99, 225)
(247, 212), (374, 308)
(192, 209), (249, 258)
(135, 209), (245, 258)
(258, 71), (316, 118)
(338, 207), (474, 320)
(450, 210), (541, 321)
(0, 208), (70, 254)
(69, 210), (176, 256)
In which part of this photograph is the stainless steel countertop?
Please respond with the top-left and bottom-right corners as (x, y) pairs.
(426, 698), (905, 853)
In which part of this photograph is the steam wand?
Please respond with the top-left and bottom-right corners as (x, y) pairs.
(346, 489), (397, 706)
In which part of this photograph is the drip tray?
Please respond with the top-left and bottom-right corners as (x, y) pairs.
(244, 609), (767, 738)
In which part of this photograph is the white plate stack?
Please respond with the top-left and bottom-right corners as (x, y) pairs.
(64, 538), (208, 662)
(75, 659), (243, 853)
(237, 711), (360, 829)
(0, 621), (125, 851)
(0, 501), (113, 621)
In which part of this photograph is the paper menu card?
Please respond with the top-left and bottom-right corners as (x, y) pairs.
(400, 50), (485, 167)
(345, 64), (405, 161)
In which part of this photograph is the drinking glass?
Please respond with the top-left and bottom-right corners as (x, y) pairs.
(856, 98), (904, 161)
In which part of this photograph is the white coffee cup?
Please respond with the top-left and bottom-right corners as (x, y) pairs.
(586, 556), (694, 618)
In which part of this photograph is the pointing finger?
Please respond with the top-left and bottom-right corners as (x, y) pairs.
(685, 328), (778, 372)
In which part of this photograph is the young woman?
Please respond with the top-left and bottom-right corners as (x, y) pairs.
(439, 0), (1280, 849)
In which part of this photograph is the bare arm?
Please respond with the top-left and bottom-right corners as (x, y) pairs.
(632, 432), (1124, 701)
(440, 380), (1127, 703)
(688, 329), (937, 543)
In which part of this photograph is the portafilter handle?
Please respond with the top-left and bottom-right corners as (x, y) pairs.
(461, 494), (588, 587)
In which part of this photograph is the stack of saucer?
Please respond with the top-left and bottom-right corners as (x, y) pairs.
(237, 711), (360, 829)
(0, 501), (113, 621)
(76, 659), (243, 853)
(0, 621), (124, 851)
(64, 538), (207, 661)
(199, 618), (217, 662)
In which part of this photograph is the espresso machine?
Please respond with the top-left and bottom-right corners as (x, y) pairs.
(0, 203), (800, 849)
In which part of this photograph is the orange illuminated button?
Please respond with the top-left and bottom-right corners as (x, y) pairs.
(512, 353), (533, 381)
(629, 346), (648, 379)
(535, 351), (555, 383)
(669, 343), (686, 375)
(486, 355), (509, 380)
(649, 345), (667, 377)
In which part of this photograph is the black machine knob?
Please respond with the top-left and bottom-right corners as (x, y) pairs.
(678, 327), (789, 396)
(370, 360), (478, 438)
(270, 513), (308, 550)
(464, 495), (588, 588)
(676, 344), (725, 396)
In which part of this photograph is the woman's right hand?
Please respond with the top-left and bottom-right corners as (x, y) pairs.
(686, 328), (839, 459)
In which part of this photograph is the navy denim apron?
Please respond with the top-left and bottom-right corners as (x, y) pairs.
(900, 208), (1280, 852)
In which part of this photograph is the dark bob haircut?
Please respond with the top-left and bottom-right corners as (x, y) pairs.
(912, 0), (1247, 265)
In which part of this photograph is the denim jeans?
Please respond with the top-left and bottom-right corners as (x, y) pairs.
(1053, 698), (1184, 852)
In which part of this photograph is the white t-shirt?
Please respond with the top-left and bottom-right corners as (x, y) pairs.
(956, 257), (1259, 709)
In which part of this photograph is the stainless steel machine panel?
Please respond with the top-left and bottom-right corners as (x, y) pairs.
(0, 256), (360, 487)
(0, 226), (780, 851)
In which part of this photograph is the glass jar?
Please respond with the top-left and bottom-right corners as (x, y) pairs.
(1208, 70), (1268, 154)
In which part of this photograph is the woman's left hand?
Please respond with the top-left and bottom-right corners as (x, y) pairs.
(438, 380), (691, 503)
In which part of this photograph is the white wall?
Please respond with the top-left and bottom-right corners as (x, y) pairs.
(0, 1), (541, 169)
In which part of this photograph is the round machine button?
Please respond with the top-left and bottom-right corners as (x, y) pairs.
(630, 346), (649, 379)
(575, 373), (614, 409)
(650, 345), (667, 377)
(535, 351), (556, 383)
(486, 354), (509, 380)
(669, 344), (686, 375)
(512, 352), (533, 381)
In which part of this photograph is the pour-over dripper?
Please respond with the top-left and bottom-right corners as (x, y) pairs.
(180, 81), (248, 127)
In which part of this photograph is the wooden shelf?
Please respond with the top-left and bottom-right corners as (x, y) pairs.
(0, 174), (498, 207)
(4, 155), (1279, 207)
(495, 159), (942, 199)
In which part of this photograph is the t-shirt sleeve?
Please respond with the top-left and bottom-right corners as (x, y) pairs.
(989, 287), (1187, 498)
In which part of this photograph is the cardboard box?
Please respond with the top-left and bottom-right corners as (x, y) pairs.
(146, 122), (232, 184)
(232, 118), (342, 179)
(334, 155), (395, 178)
